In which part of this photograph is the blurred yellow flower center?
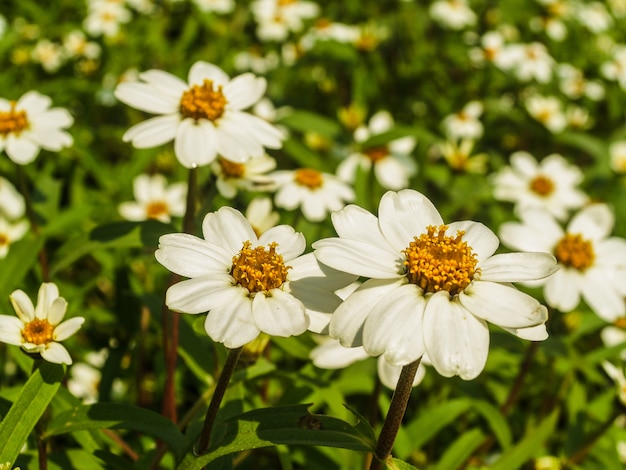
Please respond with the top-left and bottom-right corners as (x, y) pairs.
(0, 102), (29, 136)
(22, 318), (54, 345)
(231, 241), (291, 293)
(0, 234), (8, 247)
(295, 168), (323, 189)
(180, 80), (227, 122)
(529, 175), (554, 196)
(219, 157), (245, 178)
(364, 146), (389, 163)
(403, 225), (478, 296)
(146, 201), (169, 219)
(554, 233), (594, 271)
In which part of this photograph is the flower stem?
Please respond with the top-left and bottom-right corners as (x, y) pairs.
(369, 357), (421, 470)
(196, 346), (243, 454)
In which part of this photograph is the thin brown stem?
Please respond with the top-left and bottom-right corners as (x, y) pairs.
(102, 429), (140, 461)
(369, 357), (421, 470)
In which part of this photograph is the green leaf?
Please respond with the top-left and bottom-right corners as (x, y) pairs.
(434, 428), (485, 470)
(279, 110), (342, 139)
(489, 409), (560, 470)
(43, 403), (189, 462)
(403, 399), (471, 452)
(0, 361), (65, 466)
(176, 404), (376, 470)
(385, 457), (419, 470)
(281, 138), (327, 170)
(0, 236), (45, 313)
(472, 400), (512, 450)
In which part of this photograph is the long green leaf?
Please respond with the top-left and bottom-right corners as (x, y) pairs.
(434, 428), (485, 470)
(0, 361), (65, 466)
(472, 400), (512, 450)
(176, 404), (376, 470)
(43, 403), (189, 462)
(385, 458), (419, 470)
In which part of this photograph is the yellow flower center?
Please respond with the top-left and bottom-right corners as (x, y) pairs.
(364, 146), (389, 163)
(0, 102), (29, 137)
(294, 168), (323, 189)
(146, 201), (169, 219)
(22, 318), (55, 345)
(0, 233), (8, 247)
(614, 317), (626, 329)
(403, 225), (479, 296)
(278, 0), (296, 5)
(554, 233), (595, 271)
(218, 157), (245, 178)
(179, 79), (227, 122)
(231, 241), (291, 293)
(529, 174), (554, 196)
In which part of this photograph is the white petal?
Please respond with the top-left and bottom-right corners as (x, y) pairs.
(122, 114), (180, 148)
(259, 225), (305, 261)
(40, 342), (73, 365)
(374, 157), (412, 190)
(581, 268), (626, 322)
(459, 281), (547, 328)
(18, 91), (52, 113)
(54, 317), (84, 341)
(6, 136), (40, 164)
(287, 283), (343, 333)
(252, 290), (308, 337)
(138, 69), (188, 98)
(568, 204), (614, 241)
(29, 128), (73, 151)
(223, 74), (266, 110)
(479, 252), (559, 282)
(447, 221), (499, 262)
(501, 320), (549, 341)
(155, 233), (231, 278)
(165, 275), (239, 314)
(47, 297), (68, 325)
(174, 119), (218, 168)
(544, 269), (581, 312)
(423, 292), (489, 380)
(362, 283), (426, 366)
(311, 340), (369, 369)
(0, 315), (26, 345)
(330, 204), (392, 248)
(288, 253), (357, 291)
(378, 190), (443, 252)
(204, 292), (260, 348)
(114, 82), (179, 114)
(202, 206), (257, 255)
(36, 282), (60, 318)
(188, 61), (230, 86)
(377, 356), (426, 390)
(10, 290), (35, 322)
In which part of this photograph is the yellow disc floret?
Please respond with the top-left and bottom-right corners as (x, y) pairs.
(364, 146), (389, 163)
(554, 233), (594, 271)
(403, 225), (479, 297)
(231, 241), (291, 293)
(218, 157), (245, 178)
(529, 174), (555, 196)
(146, 201), (169, 220)
(179, 79), (227, 122)
(22, 318), (55, 345)
(0, 102), (29, 136)
(294, 168), (323, 189)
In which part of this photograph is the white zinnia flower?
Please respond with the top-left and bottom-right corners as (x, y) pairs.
(525, 95), (566, 133)
(492, 151), (588, 221)
(508, 42), (555, 83)
(609, 141), (626, 173)
(0, 176), (25, 220)
(118, 173), (187, 223)
(251, 0), (319, 42)
(337, 111), (417, 190)
(272, 168), (355, 222)
(114, 61), (283, 168)
(499, 204), (626, 321)
(210, 154), (277, 199)
(191, 0), (235, 13)
(63, 30), (102, 60)
(442, 101), (484, 141)
(0, 91), (74, 165)
(313, 189), (557, 380)
(31, 39), (66, 73)
(0, 283), (84, 365)
(83, 0), (132, 37)
(154, 207), (355, 348)
(429, 0), (477, 30)
(0, 217), (28, 259)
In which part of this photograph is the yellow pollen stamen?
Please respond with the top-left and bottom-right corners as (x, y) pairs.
(218, 157), (245, 178)
(294, 168), (323, 189)
(0, 102), (29, 137)
(0, 234), (8, 246)
(278, 0), (296, 5)
(179, 79), (227, 122)
(614, 317), (626, 329)
(403, 225), (479, 297)
(231, 241), (290, 293)
(364, 146), (389, 163)
(22, 318), (55, 345)
(146, 201), (169, 219)
(529, 174), (555, 196)
(554, 233), (595, 271)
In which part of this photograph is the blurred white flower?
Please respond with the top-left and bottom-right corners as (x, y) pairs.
(601, 46), (626, 89)
(84, 0), (132, 37)
(0, 91), (74, 165)
(314, 189), (556, 379)
(0, 283), (84, 365)
(429, 0), (477, 30)
(602, 361), (626, 405)
(601, 325), (626, 360)
(251, 0), (319, 42)
(575, 2), (613, 33)
(114, 61), (283, 168)
(272, 168), (355, 222)
(300, 19), (360, 50)
(210, 154), (277, 199)
(525, 95), (567, 133)
(118, 173), (187, 223)
(500, 204), (626, 321)
(63, 30), (101, 60)
(557, 64), (605, 101)
(492, 152), (588, 220)
(155, 207), (356, 347)
(437, 139), (488, 174)
(442, 101), (484, 140)
(245, 196), (280, 236)
(508, 42), (555, 83)
(191, 0), (235, 13)
(31, 39), (66, 73)
(609, 141), (626, 173)
(233, 49), (280, 74)
(0, 176), (25, 220)
(469, 31), (518, 68)
(0, 217), (28, 258)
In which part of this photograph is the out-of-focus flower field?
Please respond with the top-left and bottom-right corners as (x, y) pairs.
(1, 0), (626, 469)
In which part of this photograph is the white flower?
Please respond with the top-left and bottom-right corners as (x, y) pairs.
(442, 101), (484, 140)
(118, 174), (187, 223)
(337, 111), (417, 190)
(437, 139), (488, 174)
(575, 2), (613, 33)
(191, 0), (235, 13)
(601, 46), (626, 89)
(492, 152), (588, 220)
(524, 95), (566, 133)
(31, 39), (66, 73)
(155, 206), (355, 348)
(0, 91), (74, 165)
(602, 361), (626, 405)
(557, 64), (605, 101)
(609, 141), (626, 173)
(0, 176), (25, 220)
(68, 362), (102, 404)
(300, 20), (360, 50)
(83, 0), (132, 37)
(0, 217), (28, 259)
(251, 0), (319, 42)
(245, 196), (280, 236)
(499, 204), (626, 321)
(272, 168), (355, 222)
(210, 154), (276, 199)
(601, 325), (626, 360)
(0, 283), (84, 365)
(63, 30), (102, 60)
(233, 49), (280, 74)
(313, 189), (556, 380)
(114, 61), (283, 168)
(429, 0), (477, 30)
(508, 42), (555, 83)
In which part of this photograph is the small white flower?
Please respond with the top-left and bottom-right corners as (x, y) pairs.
(118, 174), (187, 223)
(601, 46), (626, 89)
(31, 39), (66, 73)
(557, 64), (605, 101)
(251, 0), (319, 42)
(499, 204), (626, 321)
(210, 154), (277, 199)
(525, 95), (567, 133)
(83, 0), (132, 38)
(508, 42), (555, 83)
(609, 141), (626, 173)
(300, 19), (360, 50)
(601, 325), (626, 360)
(429, 0), (477, 30)
(314, 189), (556, 379)
(0, 217), (28, 259)
(155, 206), (355, 348)
(575, 2), (613, 33)
(442, 101), (484, 140)
(191, 0), (235, 13)
(245, 196), (280, 236)
(492, 151), (588, 220)
(272, 168), (355, 222)
(337, 111), (417, 190)
(114, 61), (283, 168)
(233, 49), (280, 74)
(437, 139), (488, 174)
(0, 283), (84, 365)
(63, 30), (101, 60)
(0, 91), (74, 165)
(0, 176), (25, 220)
